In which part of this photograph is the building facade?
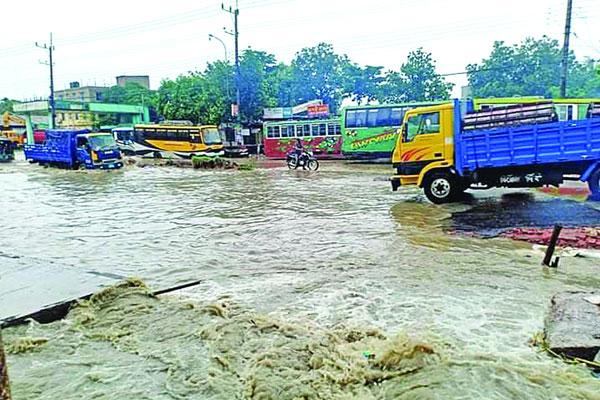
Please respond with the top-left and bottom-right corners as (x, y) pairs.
(55, 82), (109, 102)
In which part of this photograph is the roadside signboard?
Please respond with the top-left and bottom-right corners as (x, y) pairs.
(308, 104), (329, 118)
(263, 107), (292, 119)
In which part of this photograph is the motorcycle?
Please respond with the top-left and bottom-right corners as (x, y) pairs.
(286, 150), (319, 171)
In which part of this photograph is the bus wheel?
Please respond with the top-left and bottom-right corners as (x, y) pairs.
(587, 168), (600, 198)
(423, 172), (457, 204)
(153, 152), (162, 159)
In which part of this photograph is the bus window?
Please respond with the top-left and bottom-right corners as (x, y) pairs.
(320, 124), (327, 135)
(267, 126), (277, 138)
(190, 132), (203, 143)
(327, 124), (335, 136)
(376, 108), (391, 126)
(567, 105), (573, 121)
(280, 125), (290, 138)
(355, 109), (367, 127)
(202, 128), (221, 144)
(312, 124), (320, 136)
(273, 126), (281, 138)
(302, 124), (311, 137)
(367, 109), (379, 127)
(177, 130), (189, 141)
(346, 110), (356, 128)
(390, 108), (404, 126)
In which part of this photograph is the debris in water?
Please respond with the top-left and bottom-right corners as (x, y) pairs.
(6, 338), (48, 355)
(503, 227), (600, 249)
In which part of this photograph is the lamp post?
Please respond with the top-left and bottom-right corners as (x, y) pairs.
(208, 34), (227, 62)
(208, 33), (231, 112)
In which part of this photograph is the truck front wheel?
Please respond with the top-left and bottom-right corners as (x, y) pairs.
(423, 172), (459, 204)
(588, 168), (600, 198)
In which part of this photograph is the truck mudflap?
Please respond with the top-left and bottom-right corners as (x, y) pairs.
(391, 176), (402, 191)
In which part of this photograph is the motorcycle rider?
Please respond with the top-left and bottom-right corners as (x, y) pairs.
(294, 138), (304, 164)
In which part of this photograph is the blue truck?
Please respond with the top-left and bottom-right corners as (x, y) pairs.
(24, 130), (124, 170)
(391, 99), (600, 203)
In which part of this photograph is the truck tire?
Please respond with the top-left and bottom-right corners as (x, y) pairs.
(423, 171), (458, 204)
(588, 168), (600, 198)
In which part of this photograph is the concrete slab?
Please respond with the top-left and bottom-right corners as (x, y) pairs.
(0, 255), (122, 327)
(545, 291), (600, 362)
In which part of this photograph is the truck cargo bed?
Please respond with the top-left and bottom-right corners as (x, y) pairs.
(457, 118), (600, 174)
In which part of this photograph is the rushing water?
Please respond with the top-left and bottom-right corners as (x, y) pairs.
(1, 154), (600, 399)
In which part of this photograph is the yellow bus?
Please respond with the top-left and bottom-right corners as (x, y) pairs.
(116, 124), (224, 158)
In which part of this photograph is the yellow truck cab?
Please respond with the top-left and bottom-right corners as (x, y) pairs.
(392, 99), (600, 203)
(391, 102), (460, 203)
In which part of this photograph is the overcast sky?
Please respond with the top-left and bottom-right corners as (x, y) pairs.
(1, 0), (598, 101)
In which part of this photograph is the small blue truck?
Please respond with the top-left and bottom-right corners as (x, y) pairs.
(24, 130), (124, 170)
(391, 100), (600, 203)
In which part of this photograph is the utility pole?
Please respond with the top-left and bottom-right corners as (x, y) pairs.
(559, 0), (573, 98)
(36, 33), (56, 129)
(222, 1), (240, 123)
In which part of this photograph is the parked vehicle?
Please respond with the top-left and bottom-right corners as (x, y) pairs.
(264, 119), (342, 159)
(0, 137), (14, 162)
(391, 99), (600, 203)
(111, 127), (136, 155)
(24, 130), (123, 170)
(287, 150), (319, 170)
(341, 102), (442, 161)
(116, 124), (224, 159)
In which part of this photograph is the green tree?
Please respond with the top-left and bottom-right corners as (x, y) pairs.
(343, 64), (384, 104)
(102, 83), (154, 106)
(202, 60), (235, 122)
(290, 43), (352, 114)
(238, 50), (279, 123)
(467, 36), (600, 98)
(0, 98), (20, 114)
(155, 74), (206, 123)
(379, 48), (452, 102)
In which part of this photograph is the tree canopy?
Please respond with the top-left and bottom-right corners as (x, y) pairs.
(0, 98), (20, 114)
(151, 43), (452, 124)
(467, 36), (600, 98)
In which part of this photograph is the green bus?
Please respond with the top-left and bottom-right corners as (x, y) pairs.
(340, 102), (443, 161)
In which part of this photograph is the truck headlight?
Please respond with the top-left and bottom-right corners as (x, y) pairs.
(91, 151), (98, 161)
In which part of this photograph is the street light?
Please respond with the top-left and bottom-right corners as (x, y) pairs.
(208, 33), (231, 121)
(208, 33), (228, 62)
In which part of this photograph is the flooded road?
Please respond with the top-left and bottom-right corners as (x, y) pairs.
(2, 155), (600, 399)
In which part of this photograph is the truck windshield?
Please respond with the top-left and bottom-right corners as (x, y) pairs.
(404, 112), (440, 142)
(88, 134), (117, 149)
(202, 128), (222, 145)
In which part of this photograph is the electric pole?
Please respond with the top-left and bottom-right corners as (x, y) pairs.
(36, 33), (56, 129)
(559, 0), (573, 98)
(222, 1), (240, 123)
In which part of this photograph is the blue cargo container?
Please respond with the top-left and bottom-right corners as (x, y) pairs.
(391, 100), (600, 203)
(24, 129), (123, 170)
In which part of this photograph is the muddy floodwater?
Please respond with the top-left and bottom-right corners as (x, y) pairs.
(1, 155), (600, 399)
